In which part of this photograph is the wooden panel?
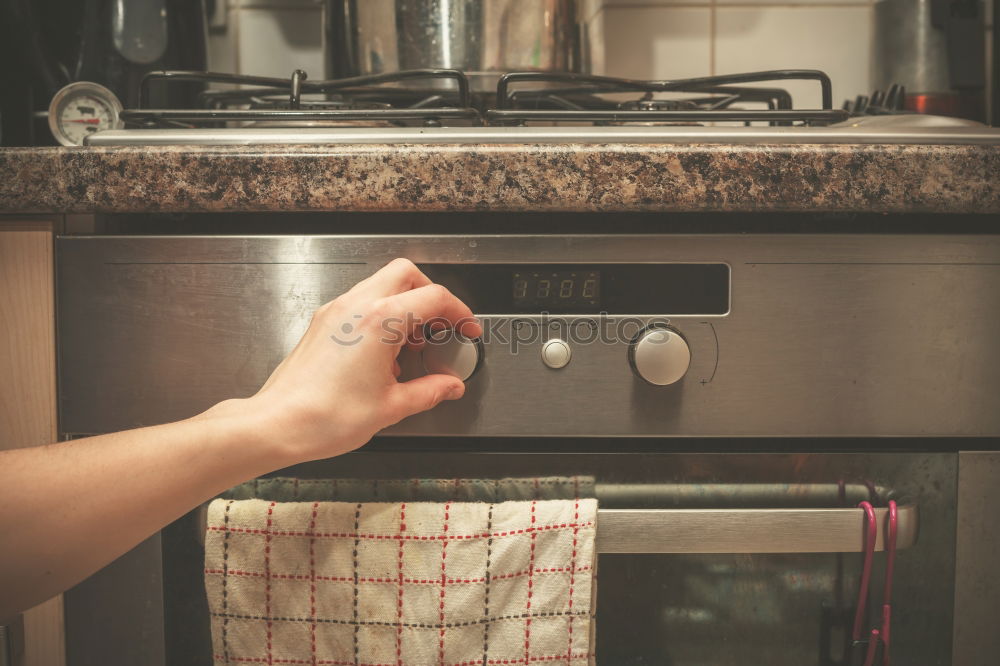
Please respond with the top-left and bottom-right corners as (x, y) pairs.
(0, 222), (56, 448)
(0, 219), (65, 666)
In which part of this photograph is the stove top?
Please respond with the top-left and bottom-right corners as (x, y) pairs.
(85, 68), (1000, 146)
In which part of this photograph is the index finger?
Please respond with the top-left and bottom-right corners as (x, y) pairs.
(348, 258), (433, 300)
(381, 284), (482, 340)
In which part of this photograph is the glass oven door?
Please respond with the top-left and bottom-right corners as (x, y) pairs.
(148, 446), (956, 666)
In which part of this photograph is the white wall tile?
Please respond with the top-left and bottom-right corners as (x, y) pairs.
(715, 7), (873, 109)
(236, 7), (326, 78)
(601, 0), (710, 7)
(600, 0), (867, 4)
(231, 0), (322, 7)
(600, 7), (712, 79)
(207, 7), (238, 74)
(716, 0), (871, 5)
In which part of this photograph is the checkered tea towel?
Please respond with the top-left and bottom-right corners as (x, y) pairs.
(204, 489), (597, 666)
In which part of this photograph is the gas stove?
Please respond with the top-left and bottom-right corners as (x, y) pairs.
(84, 68), (1000, 146)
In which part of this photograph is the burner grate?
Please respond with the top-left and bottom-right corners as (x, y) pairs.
(118, 68), (851, 130)
(488, 70), (847, 126)
(123, 69), (482, 128)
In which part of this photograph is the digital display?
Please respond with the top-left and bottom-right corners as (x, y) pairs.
(512, 270), (600, 309)
(417, 263), (729, 314)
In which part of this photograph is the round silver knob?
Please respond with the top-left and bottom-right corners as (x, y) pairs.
(628, 326), (690, 386)
(541, 339), (572, 369)
(421, 329), (482, 381)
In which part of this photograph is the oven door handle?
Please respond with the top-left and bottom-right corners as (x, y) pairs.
(595, 504), (917, 554)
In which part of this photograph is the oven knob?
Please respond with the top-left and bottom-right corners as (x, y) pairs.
(421, 329), (483, 381)
(541, 339), (572, 369)
(628, 325), (690, 386)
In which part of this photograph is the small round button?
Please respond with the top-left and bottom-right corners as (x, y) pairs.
(628, 326), (690, 386)
(541, 339), (572, 369)
(421, 329), (482, 381)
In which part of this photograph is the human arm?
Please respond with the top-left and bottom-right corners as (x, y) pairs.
(0, 258), (481, 618)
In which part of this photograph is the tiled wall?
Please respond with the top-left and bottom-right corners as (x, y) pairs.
(600, 0), (873, 109)
(207, 0), (325, 81)
(209, 0), (990, 114)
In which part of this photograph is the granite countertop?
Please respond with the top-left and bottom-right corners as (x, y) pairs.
(1, 142), (999, 214)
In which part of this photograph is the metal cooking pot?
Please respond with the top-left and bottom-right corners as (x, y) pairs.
(324, 0), (592, 91)
(873, 0), (985, 121)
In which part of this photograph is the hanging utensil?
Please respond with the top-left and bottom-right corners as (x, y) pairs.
(881, 500), (898, 665)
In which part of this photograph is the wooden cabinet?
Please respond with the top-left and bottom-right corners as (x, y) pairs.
(0, 219), (66, 666)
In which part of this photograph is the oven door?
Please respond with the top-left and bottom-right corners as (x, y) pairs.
(70, 447), (950, 666)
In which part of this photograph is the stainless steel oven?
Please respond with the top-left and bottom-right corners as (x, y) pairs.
(55, 231), (1000, 665)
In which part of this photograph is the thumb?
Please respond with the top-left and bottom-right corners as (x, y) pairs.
(388, 374), (466, 421)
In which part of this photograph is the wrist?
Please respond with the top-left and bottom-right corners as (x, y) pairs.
(192, 397), (294, 475)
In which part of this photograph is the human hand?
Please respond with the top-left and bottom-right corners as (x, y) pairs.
(207, 258), (482, 466)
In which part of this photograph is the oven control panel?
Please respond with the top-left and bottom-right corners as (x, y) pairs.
(56, 234), (1000, 437)
(404, 261), (722, 391)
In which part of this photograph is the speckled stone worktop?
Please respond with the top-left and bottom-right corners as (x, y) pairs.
(1, 142), (999, 214)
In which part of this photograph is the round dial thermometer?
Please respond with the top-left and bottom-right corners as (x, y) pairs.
(48, 82), (124, 146)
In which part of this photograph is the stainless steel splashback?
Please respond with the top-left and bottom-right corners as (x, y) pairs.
(56, 234), (1000, 437)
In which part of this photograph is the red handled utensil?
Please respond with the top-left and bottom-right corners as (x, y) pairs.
(851, 499), (899, 666)
(852, 501), (878, 643)
(851, 501), (879, 665)
(880, 500), (898, 666)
